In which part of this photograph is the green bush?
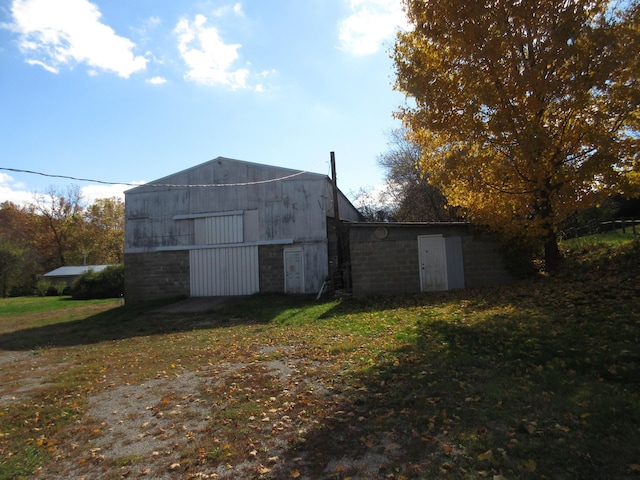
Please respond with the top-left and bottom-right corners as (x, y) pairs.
(71, 265), (124, 300)
(35, 278), (52, 297)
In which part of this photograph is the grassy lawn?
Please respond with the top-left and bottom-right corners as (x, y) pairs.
(0, 237), (639, 479)
(0, 297), (120, 332)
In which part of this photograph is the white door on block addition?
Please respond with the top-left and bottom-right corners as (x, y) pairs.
(284, 248), (304, 294)
(418, 235), (448, 292)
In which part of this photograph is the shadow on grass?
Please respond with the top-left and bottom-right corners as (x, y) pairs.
(0, 295), (308, 351)
(1, 280), (639, 478)
(279, 293), (640, 479)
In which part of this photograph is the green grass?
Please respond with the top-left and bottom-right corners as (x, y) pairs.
(1, 235), (639, 479)
(562, 228), (638, 249)
(0, 295), (117, 314)
(0, 296), (120, 331)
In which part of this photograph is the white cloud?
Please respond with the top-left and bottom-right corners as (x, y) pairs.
(80, 183), (132, 204)
(9, 0), (148, 77)
(339, 0), (409, 56)
(350, 182), (397, 209)
(0, 173), (33, 206)
(147, 76), (167, 85)
(213, 3), (244, 17)
(174, 12), (267, 91)
(0, 172), (145, 207)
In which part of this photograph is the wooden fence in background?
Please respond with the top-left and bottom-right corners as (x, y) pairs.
(562, 218), (639, 239)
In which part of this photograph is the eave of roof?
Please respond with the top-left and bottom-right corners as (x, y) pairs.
(43, 265), (112, 277)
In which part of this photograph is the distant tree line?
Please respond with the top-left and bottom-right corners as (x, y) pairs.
(0, 185), (124, 297)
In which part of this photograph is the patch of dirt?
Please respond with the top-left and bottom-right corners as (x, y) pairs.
(12, 344), (399, 480)
(35, 371), (213, 479)
(0, 351), (67, 405)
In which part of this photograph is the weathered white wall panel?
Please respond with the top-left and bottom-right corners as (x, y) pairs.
(302, 242), (328, 293)
(190, 246), (259, 296)
(124, 158), (359, 254)
(243, 210), (259, 242)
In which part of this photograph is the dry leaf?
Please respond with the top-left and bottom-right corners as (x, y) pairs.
(477, 449), (493, 461)
(523, 459), (537, 472)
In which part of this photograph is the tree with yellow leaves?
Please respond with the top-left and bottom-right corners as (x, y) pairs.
(393, 0), (639, 269)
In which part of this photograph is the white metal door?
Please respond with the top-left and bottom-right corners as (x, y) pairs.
(190, 246), (259, 296)
(418, 235), (448, 292)
(284, 248), (304, 294)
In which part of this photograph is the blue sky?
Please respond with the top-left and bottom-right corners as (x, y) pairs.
(0, 0), (408, 207)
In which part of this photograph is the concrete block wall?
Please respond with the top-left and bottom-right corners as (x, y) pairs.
(462, 237), (514, 287)
(259, 245), (284, 293)
(124, 251), (190, 304)
(351, 240), (420, 296)
(348, 223), (514, 296)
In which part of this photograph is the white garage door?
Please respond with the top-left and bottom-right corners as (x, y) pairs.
(190, 246), (259, 296)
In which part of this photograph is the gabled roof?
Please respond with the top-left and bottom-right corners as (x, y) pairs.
(124, 156), (329, 194)
(43, 265), (112, 277)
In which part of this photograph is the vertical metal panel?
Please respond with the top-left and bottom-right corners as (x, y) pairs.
(190, 246), (258, 296)
(207, 215), (243, 244)
(445, 236), (465, 289)
(195, 215), (243, 245)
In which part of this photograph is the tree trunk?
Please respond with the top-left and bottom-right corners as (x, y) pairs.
(544, 232), (562, 272)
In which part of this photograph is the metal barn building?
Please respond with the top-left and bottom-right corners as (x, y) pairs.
(124, 157), (360, 304)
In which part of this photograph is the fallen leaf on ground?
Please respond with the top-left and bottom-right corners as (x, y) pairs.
(477, 450), (493, 461)
(523, 459), (537, 472)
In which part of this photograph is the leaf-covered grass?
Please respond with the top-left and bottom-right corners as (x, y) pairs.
(0, 236), (639, 479)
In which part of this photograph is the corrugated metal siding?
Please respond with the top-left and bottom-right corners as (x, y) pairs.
(190, 246), (259, 296)
(195, 215), (243, 245)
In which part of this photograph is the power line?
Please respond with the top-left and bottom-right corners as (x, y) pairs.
(0, 166), (319, 188)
